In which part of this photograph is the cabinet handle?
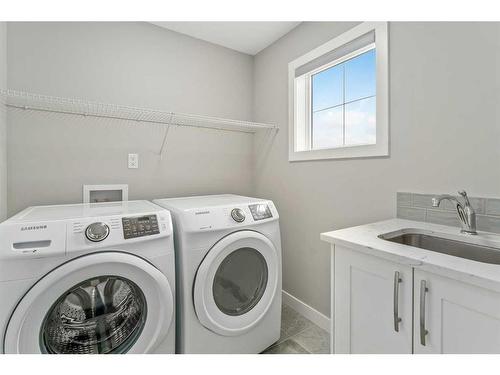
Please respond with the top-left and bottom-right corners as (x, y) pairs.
(420, 280), (429, 346)
(393, 271), (402, 332)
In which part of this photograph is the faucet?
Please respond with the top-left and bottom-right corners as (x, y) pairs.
(431, 190), (477, 235)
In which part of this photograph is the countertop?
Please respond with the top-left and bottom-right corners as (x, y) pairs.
(321, 218), (500, 291)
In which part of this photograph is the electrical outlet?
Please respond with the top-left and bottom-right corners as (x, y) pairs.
(128, 153), (139, 169)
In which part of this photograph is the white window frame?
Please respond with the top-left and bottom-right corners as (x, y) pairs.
(288, 22), (389, 162)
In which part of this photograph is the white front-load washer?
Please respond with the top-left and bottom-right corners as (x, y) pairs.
(0, 200), (175, 354)
(153, 194), (282, 353)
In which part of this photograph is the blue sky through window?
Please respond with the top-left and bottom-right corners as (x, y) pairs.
(311, 48), (376, 148)
(312, 64), (343, 112)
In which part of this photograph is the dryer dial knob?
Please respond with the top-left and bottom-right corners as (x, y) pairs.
(85, 222), (110, 242)
(231, 208), (246, 223)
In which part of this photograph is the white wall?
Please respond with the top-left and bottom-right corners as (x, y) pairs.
(0, 22), (7, 221)
(6, 22), (255, 215)
(253, 22), (500, 315)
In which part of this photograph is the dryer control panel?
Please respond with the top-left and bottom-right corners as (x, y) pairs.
(181, 200), (278, 232)
(122, 214), (160, 239)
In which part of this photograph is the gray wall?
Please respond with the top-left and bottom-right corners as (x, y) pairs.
(7, 22), (255, 215)
(0, 22), (7, 221)
(6, 21), (500, 317)
(253, 22), (500, 315)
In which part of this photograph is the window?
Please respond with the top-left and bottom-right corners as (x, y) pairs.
(288, 22), (388, 161)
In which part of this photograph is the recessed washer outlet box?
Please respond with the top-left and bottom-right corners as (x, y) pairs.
(83, 184), (129, 203)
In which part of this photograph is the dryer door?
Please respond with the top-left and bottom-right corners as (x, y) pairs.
(193, 230), (279, 336)
(3, 252), (173, 354)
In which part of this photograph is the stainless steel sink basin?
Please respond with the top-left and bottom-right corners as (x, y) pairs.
(380, 231), (500, 265)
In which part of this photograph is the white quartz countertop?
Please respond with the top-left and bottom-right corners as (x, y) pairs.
(321, 218), (500, 291)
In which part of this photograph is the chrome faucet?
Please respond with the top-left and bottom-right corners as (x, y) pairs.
(432, 190), (477, 235)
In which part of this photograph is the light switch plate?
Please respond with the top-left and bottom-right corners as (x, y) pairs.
(128, 153), (139, 169)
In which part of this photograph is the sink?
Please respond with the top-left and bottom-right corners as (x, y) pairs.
(379, 230), (500, 265)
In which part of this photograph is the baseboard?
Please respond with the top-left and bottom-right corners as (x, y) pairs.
(282, 290), (331, 332)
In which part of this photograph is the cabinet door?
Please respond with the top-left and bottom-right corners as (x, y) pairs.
(414, 269), (500, 353)
(334, 246), (413, 353)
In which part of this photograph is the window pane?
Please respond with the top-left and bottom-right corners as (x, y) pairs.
(345, 48), (376, 102)
(345, 97), (376, 146)
(312, 106), (343, 149)
(312, 64), (343, 112)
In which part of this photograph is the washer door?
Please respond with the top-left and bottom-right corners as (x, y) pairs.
(194, 231), (279, 336)
(4, 252), (173, 354)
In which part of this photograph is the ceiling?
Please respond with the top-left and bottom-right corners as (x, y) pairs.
(150, 22), (301, 55)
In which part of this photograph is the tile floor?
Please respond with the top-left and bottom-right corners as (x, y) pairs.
(262, 304), (330, 354)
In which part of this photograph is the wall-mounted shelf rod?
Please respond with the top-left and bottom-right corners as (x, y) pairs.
(0, 89), (278, 134)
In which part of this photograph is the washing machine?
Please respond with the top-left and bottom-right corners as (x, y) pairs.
(153, 194), (282, 354)
(0, 200), (175, 354)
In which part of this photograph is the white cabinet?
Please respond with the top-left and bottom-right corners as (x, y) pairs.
(334, 246), (500, 354)
(414, 269), (500, 354)
(334, 246), (413, 353)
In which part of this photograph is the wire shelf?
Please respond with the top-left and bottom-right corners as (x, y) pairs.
(0, 89), (278, 134)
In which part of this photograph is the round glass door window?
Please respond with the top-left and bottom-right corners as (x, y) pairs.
(40, 276), (147, 354)
(213, 247), (268, 316)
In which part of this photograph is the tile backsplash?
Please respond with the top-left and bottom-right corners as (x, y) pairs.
(397, 192), (500, 234)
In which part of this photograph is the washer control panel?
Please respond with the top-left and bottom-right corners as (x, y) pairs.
(249, 203), (273, 221)
(122, 214), (160, 239)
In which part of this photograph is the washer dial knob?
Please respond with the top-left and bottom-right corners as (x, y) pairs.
(231, 208), (246, 223)
(85, 222), (110, 242)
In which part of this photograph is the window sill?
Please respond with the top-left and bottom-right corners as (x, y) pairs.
(288, 142), (389, 162)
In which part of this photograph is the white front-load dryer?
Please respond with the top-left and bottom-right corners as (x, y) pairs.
(153, 194), (282, 353)
(0, 200), (175, 354)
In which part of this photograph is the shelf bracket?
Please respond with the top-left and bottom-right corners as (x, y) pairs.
(158, 112), (174, 160)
